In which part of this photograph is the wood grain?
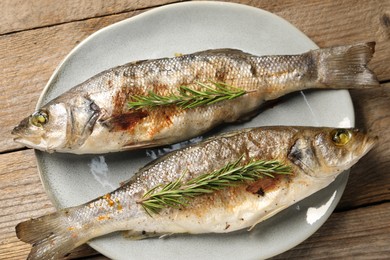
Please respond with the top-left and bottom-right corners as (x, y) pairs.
(338, 83), (390, 210)
(272, 202), (390, 259)
(1, 1), (389, 259)
(259, 0), (390, 81)
(0, 0), (178, 35)
(224, 0), (390, 80)
(0, 150), (54, 259)
(1, 0), (389, 153)
(0, 149), (99, 259)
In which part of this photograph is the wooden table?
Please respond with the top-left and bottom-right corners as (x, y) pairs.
(1, 1), (389, 259)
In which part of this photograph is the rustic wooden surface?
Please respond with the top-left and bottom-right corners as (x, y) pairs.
(0, 0), (389, 259)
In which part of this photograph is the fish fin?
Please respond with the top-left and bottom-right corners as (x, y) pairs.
(191, 48), (249, 56)
(248, 206), (289, 231)
(159, 233), (174, 239)
(16, 212), (80, 260)
(122, 230), (168, 240)
(122, 140), (161, 151)
(313, 42), (379, 88)
(230, 108), (261, 123)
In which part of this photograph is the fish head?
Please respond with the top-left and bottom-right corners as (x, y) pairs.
(12, 94), (102, 153)
(288, 128), (376, 178)
(12, 102), (69, 152)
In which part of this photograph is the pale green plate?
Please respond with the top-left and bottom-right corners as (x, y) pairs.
(36, 2), (353, 259)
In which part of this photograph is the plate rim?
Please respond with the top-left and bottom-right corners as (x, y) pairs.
(34, 1), (354, 259)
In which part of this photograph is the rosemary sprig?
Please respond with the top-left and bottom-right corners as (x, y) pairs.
(128, 81), (248, 110)
(137, 156), (291, 216)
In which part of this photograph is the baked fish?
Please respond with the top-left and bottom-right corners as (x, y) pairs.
(16, 126), (376, 259)
(12, 42), (378, 154)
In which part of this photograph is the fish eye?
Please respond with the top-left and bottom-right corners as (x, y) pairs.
(30, 110), (48, 127)
(331, 129), (352, 146)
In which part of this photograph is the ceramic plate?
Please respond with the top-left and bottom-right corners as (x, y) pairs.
(35, 2), (353, 259)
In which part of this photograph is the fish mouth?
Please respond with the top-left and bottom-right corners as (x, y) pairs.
(363, 134), (378, 153)
(12, 134), (29, 145)
(357, 133), (377, 158)
(12, 133), (43, 148)
(11, 126), (32, 144)
(11, 126), (22, 136)
(11, 123), (43, 146)
(11, 117), (30, 136)
(11, 127), (25, 141)
(12, 136), (29, 147)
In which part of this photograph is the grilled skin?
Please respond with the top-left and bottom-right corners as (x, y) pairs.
(16, 126), (376, 259)
(12, 43), (378, 154)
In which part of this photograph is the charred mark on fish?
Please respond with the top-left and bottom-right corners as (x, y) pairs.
(256, 188), (265, 196)
(107, 79), (114, 89)
(150, 83), (171, 94)
(224, 223), (231, 230)
(215, 68), (227, 82)
(100, 111), (149, 131)
(246, 175), (284, 196)
(112, 111), (148, 131)
(249, 63), (258, 78)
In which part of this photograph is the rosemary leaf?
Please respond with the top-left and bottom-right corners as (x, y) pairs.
(137, 156), (291, 215)
(128, 81), (248, 110)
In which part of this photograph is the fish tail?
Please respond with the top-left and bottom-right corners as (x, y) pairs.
(16, 211), (82, 260)
(312, 42), (379, 88)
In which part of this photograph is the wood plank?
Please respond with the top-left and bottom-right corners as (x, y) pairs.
(252, 0), (390, 80)
(1, 0), (389, 153)
(0, 0), (178, 35)
(0, 149), (54, 259)
(235, 0), (390, 80)
(272, 202), (390, 259)
(1, 2), (389, 260)
(0, 149), (100, 259)
(224, 0), (390, 79)
(337, 83), (390, 210)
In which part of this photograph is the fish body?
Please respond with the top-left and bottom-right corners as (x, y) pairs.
(12, 43), (378, 154)
(16, 126), (376, 259)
